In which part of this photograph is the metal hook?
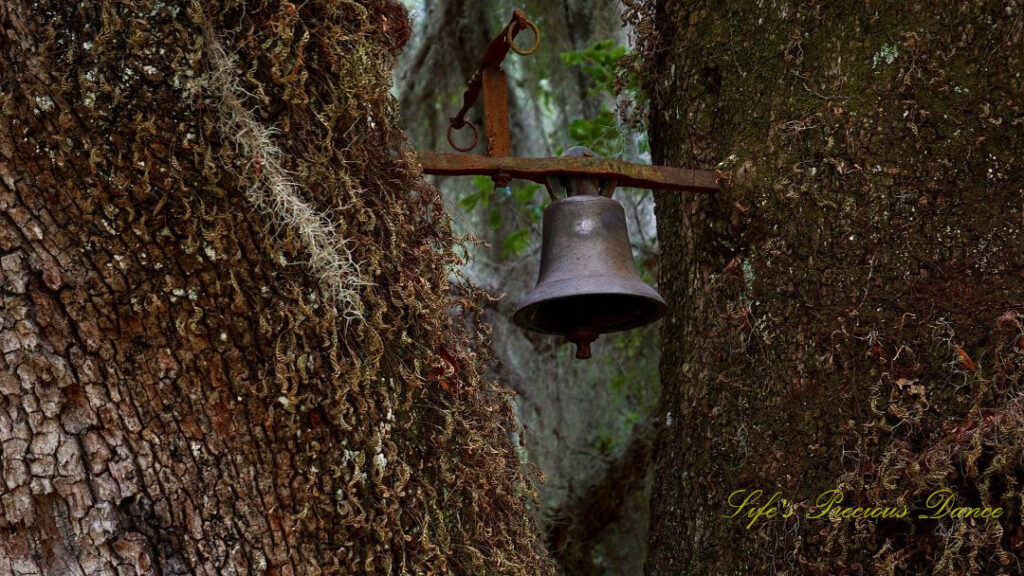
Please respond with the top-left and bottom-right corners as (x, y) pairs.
(446, 120), (479, 152)
(508, 18), (541, 56)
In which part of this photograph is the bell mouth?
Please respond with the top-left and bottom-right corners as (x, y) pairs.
(512, 277), (667, 336)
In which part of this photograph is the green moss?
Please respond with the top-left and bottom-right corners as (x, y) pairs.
(639, 0), (1024, 573)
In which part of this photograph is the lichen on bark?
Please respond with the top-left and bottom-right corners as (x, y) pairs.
(639, 1), (1024, 574)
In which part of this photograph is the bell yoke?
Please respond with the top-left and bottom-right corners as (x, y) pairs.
(416, 10), (719, 359)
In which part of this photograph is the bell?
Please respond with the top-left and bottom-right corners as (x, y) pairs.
(513, 152), (666, 359)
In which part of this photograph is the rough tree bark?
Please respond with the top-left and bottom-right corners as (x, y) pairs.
(642, 1), (1023, 574)
(0, 1), (549, 575)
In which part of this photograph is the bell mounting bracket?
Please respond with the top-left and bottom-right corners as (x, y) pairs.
(416, 9), (721, 196)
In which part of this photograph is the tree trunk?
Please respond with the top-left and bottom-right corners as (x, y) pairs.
(0, 1), (549, 575)
(643, 1), (1023, 574)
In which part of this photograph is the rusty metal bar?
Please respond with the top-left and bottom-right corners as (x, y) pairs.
(429, 10), (715, 195)
(482, 67), (511, 157)
(450, 10), (535, 132)
(418, 151), (720, 193)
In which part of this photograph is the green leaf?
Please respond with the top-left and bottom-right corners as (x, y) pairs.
(460, 176), (496, 212)
(568, 107), (621, 157)
(459, 189), (487, 211)
(502, 228), (531, 257)
(513, 183), (540, 205)
(561, 39), (628, 96)
(488, 208), (502, 230)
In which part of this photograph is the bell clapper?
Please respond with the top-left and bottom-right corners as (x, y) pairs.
(567, 327), (599, 360)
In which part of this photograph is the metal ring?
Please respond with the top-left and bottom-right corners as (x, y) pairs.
(507, 19), (540, 56)
(446, 120), (479, 152)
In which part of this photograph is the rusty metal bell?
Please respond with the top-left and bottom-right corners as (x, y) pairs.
(513, 153), (666, 359)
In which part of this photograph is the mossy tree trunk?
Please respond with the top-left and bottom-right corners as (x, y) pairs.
(0, 1), (549, 575)
(643, 1), (1023, 574)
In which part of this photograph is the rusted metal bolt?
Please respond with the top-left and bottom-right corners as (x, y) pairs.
(492, 172), (512, 188)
